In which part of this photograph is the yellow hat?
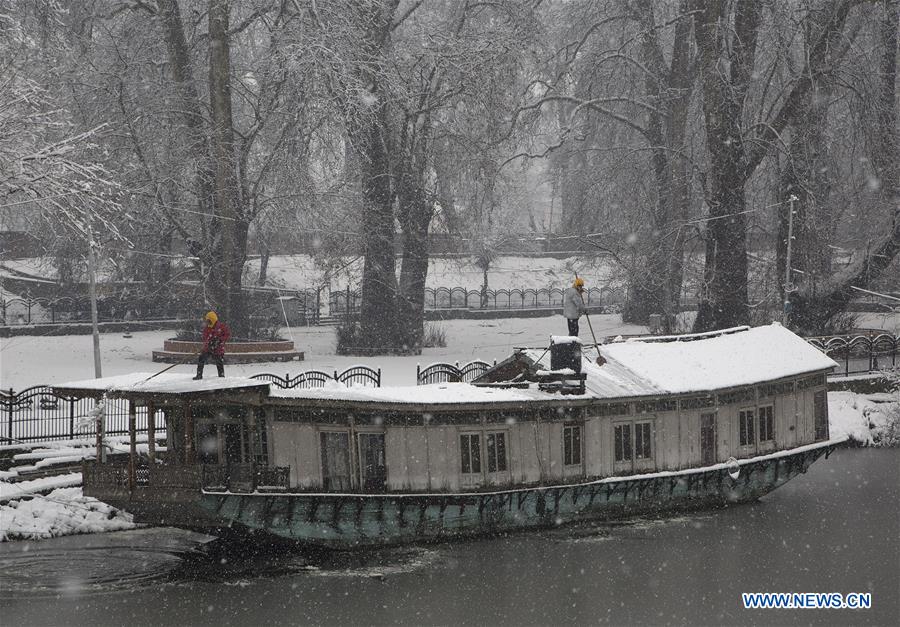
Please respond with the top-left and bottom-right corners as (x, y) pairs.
(573, 277), (585, 288)
(205, 311), (218, 326)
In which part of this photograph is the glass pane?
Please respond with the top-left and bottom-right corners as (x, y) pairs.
(636, 423), (651, 459)
(573, 426), (581, 464)
(487, 433), (497, 473)
(494, 433), (506, 472)
(460, 435), (472, 473)
(470, 434), (481, 473)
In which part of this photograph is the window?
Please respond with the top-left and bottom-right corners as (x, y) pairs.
(563, 424), (582, 466)
(635, 422), (652, 459)
(486, 432), (507, 473)
(814, 390), (828, 441)
(739, 409), (755, 446)
(759, 405), (774, 442)
(615, 422), (653, 463)
(460, 433), (481, 474)
(614, 424), (632, 462)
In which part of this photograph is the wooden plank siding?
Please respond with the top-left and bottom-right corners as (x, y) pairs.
(261, 374), (830, 493)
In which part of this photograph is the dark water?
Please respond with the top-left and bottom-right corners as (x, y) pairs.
(1, 448), (897, 626)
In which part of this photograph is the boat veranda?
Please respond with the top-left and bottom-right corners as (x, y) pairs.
(55, 324), (844, 549)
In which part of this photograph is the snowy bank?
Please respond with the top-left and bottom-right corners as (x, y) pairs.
(0, 487), (136, 541)
(828, 390), (900, 447)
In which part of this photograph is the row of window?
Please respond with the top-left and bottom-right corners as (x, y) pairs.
(459, 421), (654, 474)
(459, 425), (585, 475)
(312, 392), (828, 488)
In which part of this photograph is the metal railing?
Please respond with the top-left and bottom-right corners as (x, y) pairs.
(806, 333), (899, 377)
(251, 365), (381, 389)
(416, 360), (496, 385)
(329, 286), (625, 316)
(0, 385), (167, 444)
(84, 462), (289, 493)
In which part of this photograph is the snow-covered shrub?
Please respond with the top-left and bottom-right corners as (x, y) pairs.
(335, 322), (362, 355)
(875, 403), (900, 447)
(422, 323), (446, 348)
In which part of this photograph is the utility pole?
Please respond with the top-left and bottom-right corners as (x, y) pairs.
(86, 207), (102, 378)
(782, 195), (798, 327)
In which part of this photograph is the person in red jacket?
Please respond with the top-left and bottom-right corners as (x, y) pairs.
(194, 311), (230, 379)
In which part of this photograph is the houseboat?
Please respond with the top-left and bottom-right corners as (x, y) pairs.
(55, 324), (844, 548)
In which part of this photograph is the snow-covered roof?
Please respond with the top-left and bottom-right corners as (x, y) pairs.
(270, 380), (564, 406)
(599, 324), (836, 394)
(522, 324), (835, 399)
(53, 373), (269, 396)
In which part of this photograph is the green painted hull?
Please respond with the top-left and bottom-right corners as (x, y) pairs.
(198, 442), (837, 549)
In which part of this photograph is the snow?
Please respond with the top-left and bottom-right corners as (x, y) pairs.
(53, 372), (270, 395)
(272, 381), (565, 404)
(0, 472), (83, 503)
(550, 335), (581, 344)
(0, 486), (136, 541)
(598, 324), (838, 395)
(828, 390), (900, 445)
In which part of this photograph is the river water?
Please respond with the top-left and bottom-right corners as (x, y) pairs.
(1, 448), (897, 626)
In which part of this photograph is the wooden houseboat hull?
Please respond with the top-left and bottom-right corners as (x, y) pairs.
(192, 441), (837, 549)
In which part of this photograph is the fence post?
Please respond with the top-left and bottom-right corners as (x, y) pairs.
(346, 285), (351, 326)
(7, 387), (13, 443)
(69, 398), (76, 439)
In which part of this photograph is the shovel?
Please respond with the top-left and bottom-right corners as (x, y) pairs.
(140, 352), (199, 384)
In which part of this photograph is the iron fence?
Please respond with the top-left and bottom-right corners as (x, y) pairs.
(328, 286), (624, 316)
(250, 365), (381, 389)
(0, 296), (187, 326)
(417, 360), (496, 385)
(806, 333), (899, 376)
(0, 385), (167, 444)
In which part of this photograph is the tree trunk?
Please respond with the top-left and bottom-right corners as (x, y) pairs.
(158, 0), (219, 310)
(357, 103), (399, 352)
(397, 174), (431, 352)
(257, 244), (270, 287)
(691, 0), (759, 331)
(208, 0), (248, 339)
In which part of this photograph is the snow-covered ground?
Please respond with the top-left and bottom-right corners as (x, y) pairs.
(0, 313), (649, 390)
